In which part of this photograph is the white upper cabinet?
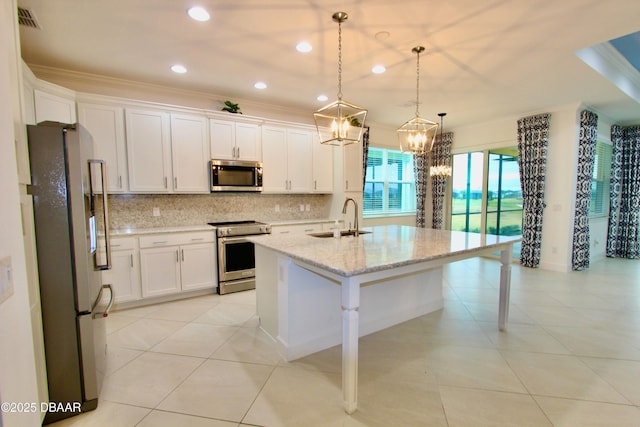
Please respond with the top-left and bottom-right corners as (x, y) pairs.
(125, 108), (172, 193)
(312, 131), (334, 193)
(77, 103), (128, 193)
(343, 140), (363, 192)
(34, 89), (76, 125)
(210, 118), (261, 161)
(286, 128), (313, 193)
(170, 113), (209, 193)
(261, 125), (313, 193)
(261, 126), (288, 192)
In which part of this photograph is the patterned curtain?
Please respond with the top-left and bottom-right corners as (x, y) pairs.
(517, 113), (551, 268)
(431, 131), (453, 229)
(571, 110), (598, 270)
(606, 125), (623, 257)
(414, 151), (428, 228)
(606, 125), (640, 258)
(362, 127), (370, 191)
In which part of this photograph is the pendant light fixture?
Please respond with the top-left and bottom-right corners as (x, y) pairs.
(397, 46), (438, 154)
(430, 112), (452, 176)
(314, 12), (368, 146)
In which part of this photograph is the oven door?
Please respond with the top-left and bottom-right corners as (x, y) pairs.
(217, 236), (256, 282)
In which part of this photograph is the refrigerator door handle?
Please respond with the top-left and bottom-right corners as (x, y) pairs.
(92, 284), (114, 318)
(89, 159), (111, 270)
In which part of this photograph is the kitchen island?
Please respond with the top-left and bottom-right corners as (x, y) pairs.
(249, 225), (521, 414)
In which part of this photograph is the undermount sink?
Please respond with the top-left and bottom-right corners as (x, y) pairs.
(309, 230), (372, 238)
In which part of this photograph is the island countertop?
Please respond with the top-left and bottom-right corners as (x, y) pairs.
(249, 225), (521, 277)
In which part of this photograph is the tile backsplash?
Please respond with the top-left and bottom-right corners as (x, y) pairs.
(105, 193), (333, 230)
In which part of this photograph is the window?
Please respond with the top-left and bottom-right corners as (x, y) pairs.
(590, 141), (612, 217)
(363, 148), (415, 216)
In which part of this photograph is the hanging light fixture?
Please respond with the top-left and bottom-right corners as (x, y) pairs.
(397, 46), (439, 154)
(430, 112), (452, 176)
(314, 12), (368, 146)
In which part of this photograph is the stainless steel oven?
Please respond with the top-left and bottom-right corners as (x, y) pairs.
(209, 221), (271, 294)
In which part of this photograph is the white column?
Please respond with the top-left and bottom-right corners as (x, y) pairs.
(498, 244), (513, 331)
(341, 276), (360, 414)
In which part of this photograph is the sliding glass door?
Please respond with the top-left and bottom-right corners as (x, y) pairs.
(486, 148), (522, 236)
(451, 152), (485, 233)
(450, 147), (522, 259)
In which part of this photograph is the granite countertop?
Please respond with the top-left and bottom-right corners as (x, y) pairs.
(249, 225), (522, 277)
(108, 219), (338, 236)
(108, 225), (215, 236)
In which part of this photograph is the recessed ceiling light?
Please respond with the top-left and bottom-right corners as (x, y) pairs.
(317, 94), (328, 102)
(171, 64), (187, 74)
(187, 6), (210, 22)
(296, 41), (313, 53)
(254, 81), (267, 90)
(372, 65), (386, 74)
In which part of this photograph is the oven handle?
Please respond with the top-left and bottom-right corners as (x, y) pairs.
(219, 236), (253, 244)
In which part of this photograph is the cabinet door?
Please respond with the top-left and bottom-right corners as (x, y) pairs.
(287, 128), (313, 193)
(209, 119), (235, 159)
(78, 103), (128, 192)
(180, 243), (216, 291)
(312, 132), (334, 193)
(126, 108), (172, 193)
(235, 122), (261, 161)
(343, 141), (363, 192)
(171, 114), (209, 193)
(34, 89), (76, 124)
(261, 126), (288, 192)
(140, 246), (181, 297)
(101, 250), (140, 303)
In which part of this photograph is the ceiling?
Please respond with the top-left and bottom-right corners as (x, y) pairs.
(16, 0), (640, 130)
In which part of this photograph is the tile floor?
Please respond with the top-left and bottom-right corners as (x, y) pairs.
(50, 257), (640, 426)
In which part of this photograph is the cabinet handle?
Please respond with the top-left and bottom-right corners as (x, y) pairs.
(118, 175), (123, 189)
(190, 238), (204, 241)
(232, 146), (236, 158)
(237, 147), (240, 158)
(314, 181), (317, 190)
(153, 240), (168, 245)
(111, 244), (122, 248)
(345, 180), (349, 190)
(164, 177), (168, 189)
(174, 177), (178, 188)
(181, 249), (185, 262)
(130, 254), (133, 268)
(176, 250), (180, 263)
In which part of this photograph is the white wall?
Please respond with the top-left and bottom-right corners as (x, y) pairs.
(0, 1), (41, 426)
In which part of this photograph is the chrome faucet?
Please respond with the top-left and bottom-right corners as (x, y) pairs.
(341, 197), (359, 236)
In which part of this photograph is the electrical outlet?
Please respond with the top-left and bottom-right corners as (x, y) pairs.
(299, 204), (305, 212)
(152, 207), (160, 217)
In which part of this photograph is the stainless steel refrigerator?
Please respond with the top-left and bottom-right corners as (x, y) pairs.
(27, 122), (113, 425)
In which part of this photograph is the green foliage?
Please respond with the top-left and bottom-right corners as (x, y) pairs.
(221, 100), (242, 114)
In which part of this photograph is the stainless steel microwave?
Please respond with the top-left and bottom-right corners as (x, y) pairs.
(210, 159), (263, 192)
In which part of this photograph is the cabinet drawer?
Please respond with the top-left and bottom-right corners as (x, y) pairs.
(175, 231), (215, 245)
(139, 234), (183, 248)
(108, 237), (137, 251)
(139, 231), (215, 248)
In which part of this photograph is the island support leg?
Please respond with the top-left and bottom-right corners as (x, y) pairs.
(498, 244), (513, 331)
(341, 277), (360, 414)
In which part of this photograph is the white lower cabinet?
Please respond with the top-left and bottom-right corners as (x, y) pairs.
(139, 231), (216, 298)
(100, 237), (140, 304)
